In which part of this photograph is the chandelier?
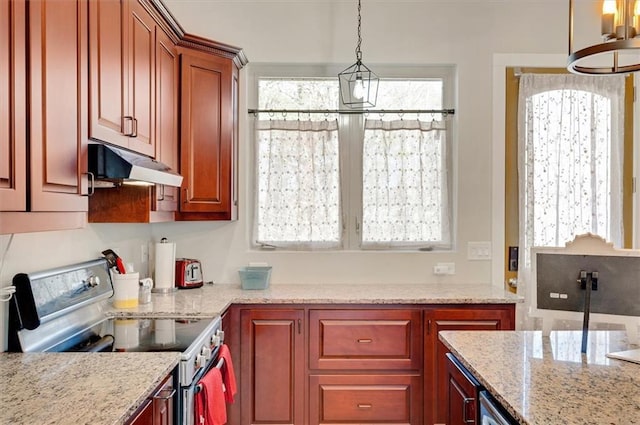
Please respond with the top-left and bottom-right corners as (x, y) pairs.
(338, 0), (379, 108)
(568, 0), (640, 74)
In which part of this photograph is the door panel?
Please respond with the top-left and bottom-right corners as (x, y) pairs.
(127, 0), (154, 156)
(0, 0), (26, 211)
(29, 0), (87, 211)
(88, 0), (128, 147)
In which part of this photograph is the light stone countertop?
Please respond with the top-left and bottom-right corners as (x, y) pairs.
(107, 283), (522, 318)
(439, 330), (640, 425)
(0, 352), (180, 425)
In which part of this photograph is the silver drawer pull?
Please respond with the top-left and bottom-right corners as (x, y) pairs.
(357, 404), (372, 409)
(154, 388), (176, 401)
(357, 338), (373, 343)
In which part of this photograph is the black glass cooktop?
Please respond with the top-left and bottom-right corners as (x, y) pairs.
(54, 317), (212, 353)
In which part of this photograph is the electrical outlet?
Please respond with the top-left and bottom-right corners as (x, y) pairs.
(433, 262), (455, 275)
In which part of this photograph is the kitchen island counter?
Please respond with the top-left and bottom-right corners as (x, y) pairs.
(108, 282), (521, 318)
(439, 330), (640, 425)
(0, 351), (180, 425)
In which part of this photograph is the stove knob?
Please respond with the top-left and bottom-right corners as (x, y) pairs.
(202, 346), (212, 359)
(213, 329), (225, 346)
(211, 334), (221, 347)
(196, 353), (207, 368)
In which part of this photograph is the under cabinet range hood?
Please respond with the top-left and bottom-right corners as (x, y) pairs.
(88, 143), (183, 187)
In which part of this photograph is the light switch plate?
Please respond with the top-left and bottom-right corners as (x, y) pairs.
(468, 241), (492, 260)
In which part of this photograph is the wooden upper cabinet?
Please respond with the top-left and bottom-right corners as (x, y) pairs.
(126, 0), (155, 156)
(177, 50), (235, 219)
(153, 28), (178, 213)
(88, 0), (128, 148)
(0, 0), (26, 212)
(1, 0), (88, 233)
(89, 0), (155, 157)
(28, 0), (88, 212)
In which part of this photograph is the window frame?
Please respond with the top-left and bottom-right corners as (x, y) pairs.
(248, 64), (457, 251)
(503, 67), (634, 283)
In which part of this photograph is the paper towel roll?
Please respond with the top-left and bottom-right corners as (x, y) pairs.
(153, 240), (176, 293)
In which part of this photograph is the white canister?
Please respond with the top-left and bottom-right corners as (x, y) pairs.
(112, 272), (139, 308)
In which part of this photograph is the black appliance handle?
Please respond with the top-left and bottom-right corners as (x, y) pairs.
(11, 273), (40, 330)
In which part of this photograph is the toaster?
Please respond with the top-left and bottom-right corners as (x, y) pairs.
(175, 259), (204, 289)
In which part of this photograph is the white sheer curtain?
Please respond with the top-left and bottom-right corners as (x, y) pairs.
(362, 118), (450, 248)
(254, 118), (342, 249)
(517, 73), (625, 326)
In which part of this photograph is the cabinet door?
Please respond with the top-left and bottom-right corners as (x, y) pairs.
(153, 28), (178, 213)
(126, 0), (154, 156)
(179, 52), (234, 218)
(240, 309), (304, 425)
(127, 399), (153, 425)
(28, 0), (87, 212)
(425, 305), (514, 425)
(446, 354), (478, 425)
(152, 373), (174, 425)
(88, 0), (130, 148)
(0, 0), (26, 211)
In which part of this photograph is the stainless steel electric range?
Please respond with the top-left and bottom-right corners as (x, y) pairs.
(8, 258), (224, 425)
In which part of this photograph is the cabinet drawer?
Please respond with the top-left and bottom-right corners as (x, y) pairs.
(309, 374), (422, 424)
(309, 309), (422, 370)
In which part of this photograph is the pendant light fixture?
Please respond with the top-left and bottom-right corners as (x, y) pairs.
(568, 0), (640, 74)
(339, 0), (379, 108)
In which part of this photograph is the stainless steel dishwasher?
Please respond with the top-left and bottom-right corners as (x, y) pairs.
(478, 390), (518, 425)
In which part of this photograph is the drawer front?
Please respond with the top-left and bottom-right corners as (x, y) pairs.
(309, 309), (422, 370)
(309, 374), (422, 424)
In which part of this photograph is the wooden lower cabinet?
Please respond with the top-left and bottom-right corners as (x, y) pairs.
(425, 305), (515, 425)
(230, 303), (514, 425)
(446, 353), (480, 425)
(126, 372), (175, 425)
(309, 374), (422, 425)
(239, 308), (305, 425)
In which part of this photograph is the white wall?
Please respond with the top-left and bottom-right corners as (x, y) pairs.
(1, 1), (614, 349)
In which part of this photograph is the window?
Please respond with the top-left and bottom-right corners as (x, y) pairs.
(504, 68), (633, 280)
(252, 66), (455, 250)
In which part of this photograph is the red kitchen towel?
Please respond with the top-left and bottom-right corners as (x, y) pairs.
(195, 367), (226, 425)
(219, 344), (237, 403)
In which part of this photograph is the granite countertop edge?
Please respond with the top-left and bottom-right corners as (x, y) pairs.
(107, 283), (523, 319)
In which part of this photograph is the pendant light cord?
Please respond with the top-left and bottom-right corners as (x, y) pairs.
(355, 0), (362, 62)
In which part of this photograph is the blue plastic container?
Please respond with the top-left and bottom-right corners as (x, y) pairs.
(239, 266), (272, 290)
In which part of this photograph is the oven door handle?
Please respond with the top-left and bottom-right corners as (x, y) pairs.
(194, 354), (225, 394)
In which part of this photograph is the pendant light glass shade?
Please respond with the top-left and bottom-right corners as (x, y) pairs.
(568, 0), (640, 74)
(339, 0), (379, 108)
(339, 61), (379, 108)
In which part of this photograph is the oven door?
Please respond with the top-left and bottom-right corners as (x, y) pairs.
(182, 345), (224, 425)
(478, 391), (517, 425)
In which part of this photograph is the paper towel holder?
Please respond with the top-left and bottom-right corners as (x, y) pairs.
(152, 237), (178, 293)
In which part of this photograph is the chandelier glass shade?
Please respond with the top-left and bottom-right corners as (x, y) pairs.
(568, 0), (640, 74)
(338, 0), (379, 108)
